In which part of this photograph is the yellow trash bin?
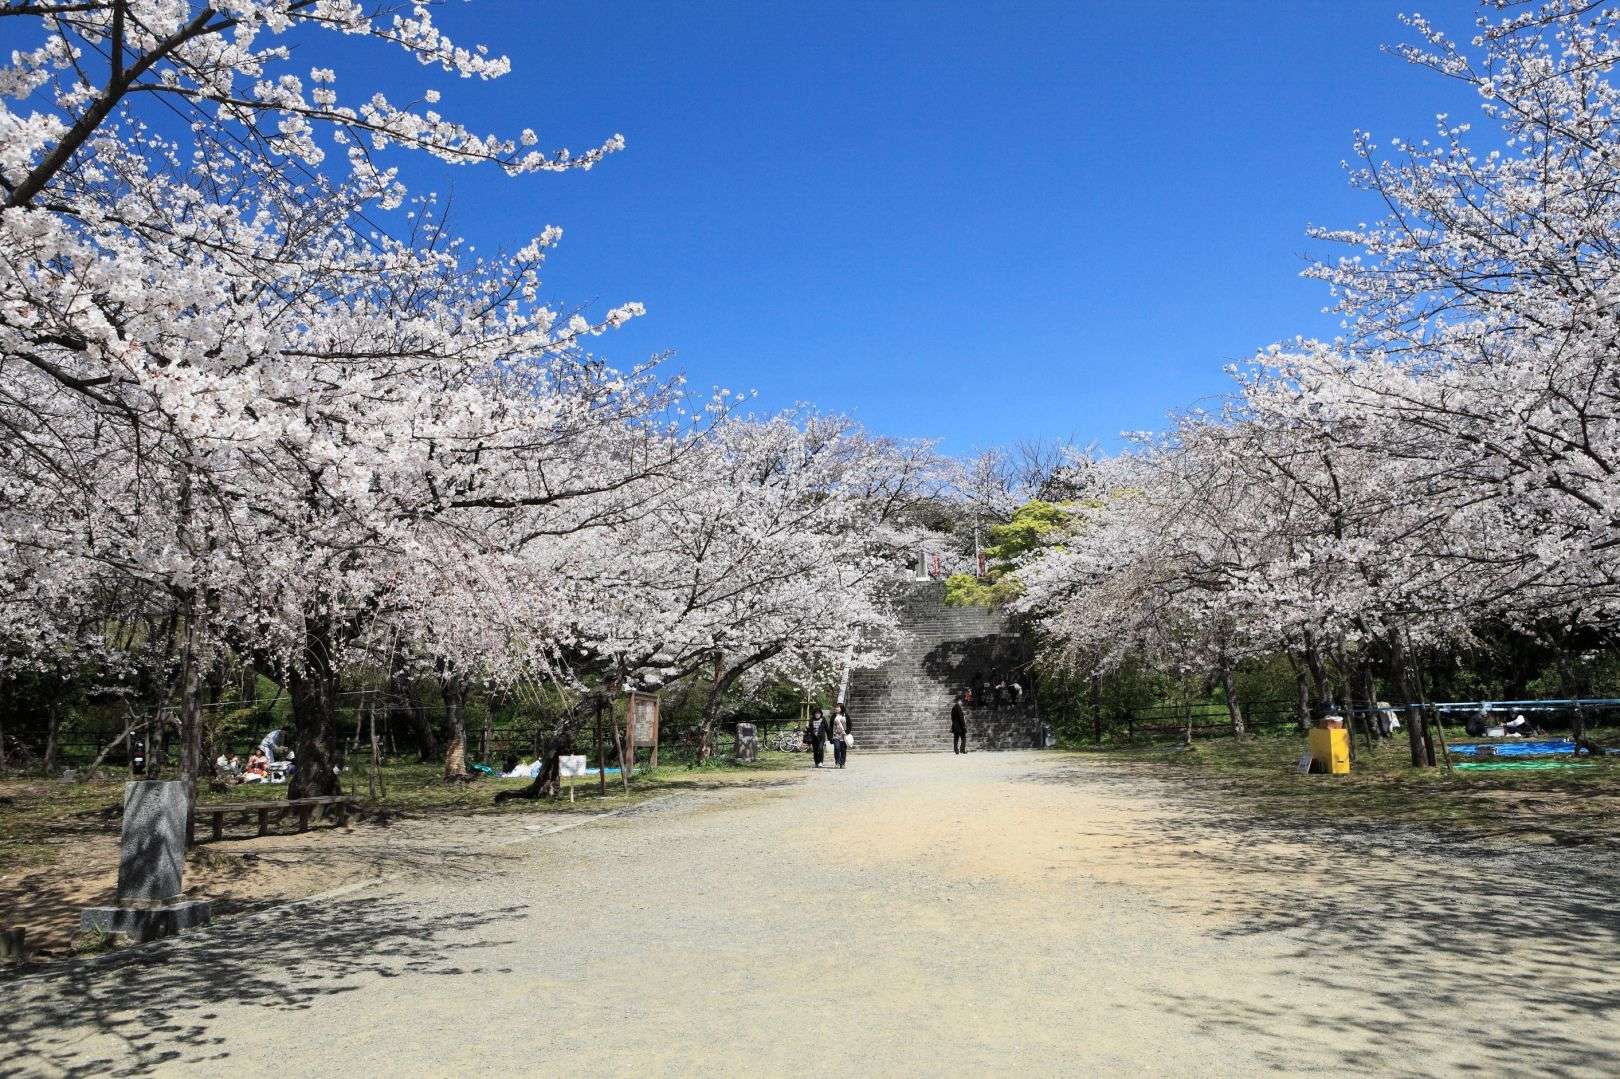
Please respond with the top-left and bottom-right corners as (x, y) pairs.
(1307, 728), (1350, 775)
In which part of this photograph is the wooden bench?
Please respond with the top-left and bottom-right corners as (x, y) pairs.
(196, 795), (364, 842)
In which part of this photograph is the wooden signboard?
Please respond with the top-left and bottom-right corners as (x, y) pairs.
(624, 691), (661, 772)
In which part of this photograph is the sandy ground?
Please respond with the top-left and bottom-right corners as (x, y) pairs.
(3, 751), (1618, 1077)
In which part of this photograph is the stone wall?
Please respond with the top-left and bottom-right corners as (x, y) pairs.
(845, 581), (1041, 752)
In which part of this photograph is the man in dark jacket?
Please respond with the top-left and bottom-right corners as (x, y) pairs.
(951, 693), (968, 754)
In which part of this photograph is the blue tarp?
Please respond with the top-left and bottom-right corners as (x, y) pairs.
(1449, 739), (1576, 757)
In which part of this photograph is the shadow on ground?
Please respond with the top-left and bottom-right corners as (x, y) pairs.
(0, 895), (525, 1077)
(1023, 760), (1620, 1075)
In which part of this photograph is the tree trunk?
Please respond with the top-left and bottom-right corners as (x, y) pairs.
(1387, 628), (1429, 768)
(595, 695), (606, 795)
(1359, 663), (1380, 742)
(480, 700), (493, 765)
(1091, 672), (1103, 743)
(494, 704), (587, 804)
(367, 692), (385, 802)
(698, 652), (725, 764)
(441, 671), (470, 781)
(1301, 636), (1333, 718)
(697, 646), (782, 762)
(697, 684), (726, 763)
(1219, 665), (1246, 738)
(240, 659), (258, 704)
(43, 703), (61, 775)
(1557, 649), (1587, 741)
(288, 616), (343, 799)
(388, 657), (437, 762)
(1181, 678), (1193, 745)
(0, 672), (11, 771)
(1288, 654), (1311, 733)
(177, 603), (204, 845)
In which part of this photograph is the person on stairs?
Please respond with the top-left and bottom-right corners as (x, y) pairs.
(951, 692), (969, 754)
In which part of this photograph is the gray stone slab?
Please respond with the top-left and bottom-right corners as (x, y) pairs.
(80, 899), (212, 943)
(117, 780), (188, 903)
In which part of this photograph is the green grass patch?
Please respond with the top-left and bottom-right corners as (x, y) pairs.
(0, 751), (805, 874)
(1058, 727), (1620, 843)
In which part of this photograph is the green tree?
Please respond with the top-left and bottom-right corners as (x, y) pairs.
(944, 500), (1072, 607)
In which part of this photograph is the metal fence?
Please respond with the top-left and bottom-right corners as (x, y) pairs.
(1110, 696), (1620, 743)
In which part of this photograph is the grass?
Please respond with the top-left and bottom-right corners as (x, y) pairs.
(0, 751), (804, 875)
(1060, 726), (1620, 844)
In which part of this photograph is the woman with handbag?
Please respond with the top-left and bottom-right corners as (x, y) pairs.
(829, 703), (851, 768)
(803, 705), (828, 768)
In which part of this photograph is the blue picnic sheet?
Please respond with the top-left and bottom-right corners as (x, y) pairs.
(1448, 739), (1576, 757)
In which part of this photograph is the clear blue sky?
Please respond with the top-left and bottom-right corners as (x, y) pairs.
(367, 0), (1484, 455)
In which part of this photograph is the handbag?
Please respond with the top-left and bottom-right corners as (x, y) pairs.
(844, 733), (855, 749)
(821, 739), (832, 756)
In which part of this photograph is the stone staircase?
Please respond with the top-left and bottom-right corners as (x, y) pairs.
(846, 581), (1041, 752)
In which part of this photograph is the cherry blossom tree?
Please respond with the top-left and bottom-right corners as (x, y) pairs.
(0, 1), (656, 800)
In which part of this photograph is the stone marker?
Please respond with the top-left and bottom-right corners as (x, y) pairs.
(735, 722), (759, 762)
(81, 780), (211, 942)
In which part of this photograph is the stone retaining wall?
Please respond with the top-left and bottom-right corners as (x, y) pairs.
(846, 581), (1041, 752)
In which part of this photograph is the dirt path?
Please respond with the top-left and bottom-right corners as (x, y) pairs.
(4, 751), (1617, 1077)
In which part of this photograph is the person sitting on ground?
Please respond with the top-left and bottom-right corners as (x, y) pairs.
(242, 749), (270, 782)
(1502, 713), (1540, 737)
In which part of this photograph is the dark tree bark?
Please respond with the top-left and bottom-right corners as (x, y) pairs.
(495, 720), (582, 803)
(1359, 662), (1381, 742)
(390, 657), (438, 762)
(1287, 653), (1311, 733)
(696, 644), (783, 762)
(288, 615), (343, 799)
(177, 603), (204, 843)
(440, 668), (470, 781)
(1218, 664), (1246, 738)
(0, 673), (9, 771)
(1557, 648), (1587, 741)
(1387, 628), (1430, 768)
(1301, 636), (1333, 718)
(43, 702), (61, 775)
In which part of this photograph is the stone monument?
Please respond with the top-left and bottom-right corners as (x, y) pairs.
(81, 780), (212, 942)
(735, 722), (759, 762)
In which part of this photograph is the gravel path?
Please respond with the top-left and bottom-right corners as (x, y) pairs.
(4, 751), (1617, 1077)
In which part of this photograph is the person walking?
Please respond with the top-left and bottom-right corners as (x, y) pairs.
(804, 705), (829, 768)
(829, 703), (851, 768)
(951, 692), (968, 754)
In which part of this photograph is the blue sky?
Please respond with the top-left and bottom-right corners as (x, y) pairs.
(368, 0), (1485, 455)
